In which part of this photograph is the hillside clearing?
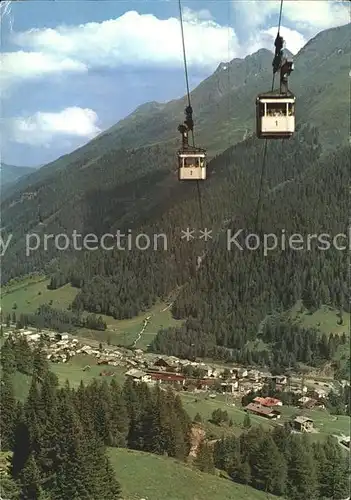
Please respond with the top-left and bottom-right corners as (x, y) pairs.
(1, 277), (77, 314)
(108, 448), (277, 500)
(287, 302), (350, 336)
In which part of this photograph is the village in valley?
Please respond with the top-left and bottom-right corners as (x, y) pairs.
(4, 322), (350, 450)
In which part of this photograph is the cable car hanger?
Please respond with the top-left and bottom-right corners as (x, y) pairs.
(177, 0), (207, 181)
(256, 0), (296, 140)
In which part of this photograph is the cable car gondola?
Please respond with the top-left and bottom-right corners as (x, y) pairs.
(178, 147), (206, 181)
(256, 90), (295, 139)
(177, 122), (206, 181)
(256, 32), (295, 139)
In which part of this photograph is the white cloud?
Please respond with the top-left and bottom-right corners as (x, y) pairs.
(247, 26), (307, 55)
(0, 51), (87, 90)
(9, 107), (101, 146)
(279, 1), (350, 32)
(2, 9), (239, 88)
(233, 0), (350, 35)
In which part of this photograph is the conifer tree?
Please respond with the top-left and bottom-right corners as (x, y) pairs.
(321, 435), (349, 499)
(0, 475), (20, 499)
(1, 338), (16, 374)
(251, 435), (287, 495)
(18, 454), (44, 500)
(10, 408), (31, 480)
(243, 412), (251, 428)
(109, 378), (129, 447)
(287, 436), (318, 500)
(0, 373), (17, 450)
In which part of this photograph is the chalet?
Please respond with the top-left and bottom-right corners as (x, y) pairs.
(293, 416), (314, 432)
(125, 369), (152, 383)
(244, 403), (281, 420)
(253, 397), (282, 407)
(150, 372), (185, 387)
(298, 397), (325, 410)
(153, 357), (172, 369)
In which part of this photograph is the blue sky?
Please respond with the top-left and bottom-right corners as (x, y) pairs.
(1, 0), (349, 167)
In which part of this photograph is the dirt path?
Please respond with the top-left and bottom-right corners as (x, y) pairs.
(188, 425), (206, 458)
(132, 300), (176, 347)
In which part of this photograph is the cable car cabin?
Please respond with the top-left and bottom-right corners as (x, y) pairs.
(178, 150), (206, 180)
(256, 92), (295, 139)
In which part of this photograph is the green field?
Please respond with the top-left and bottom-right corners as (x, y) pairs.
(49, 355), (127, 389)
(1, 276), (77, 314)
(108, 448), (278, 500)
(278, 406), (351, 437)
(179, 392), (350, 440)
(287, 302), (350, 336)
(180, 392), (272, 435)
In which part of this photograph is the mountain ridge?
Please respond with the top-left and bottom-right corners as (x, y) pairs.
(2, 23), (349, 205)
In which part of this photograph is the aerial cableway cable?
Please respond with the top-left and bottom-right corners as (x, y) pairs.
(178, 0), (211, 295)
(242, 0), (285, 308)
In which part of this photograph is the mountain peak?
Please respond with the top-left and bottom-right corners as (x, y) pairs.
(214, 62), (231, 73)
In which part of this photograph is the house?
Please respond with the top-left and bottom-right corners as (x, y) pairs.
(273, 375), (287, 385)
(298, 397), (325, 410)
(153, 357), (174, 370)
(195, 379), (217, 390)
(149, 372), (185, 387)
(220, 381), (239, 393)
(28, 333), (41, 342)
(307, 388), (327, 399)
(125, 369), (151, 383)
(298, 396), (310, 405)
(237, 368), (248, 378)
(293, 416), (314, 432)
(244, 403), (281, 419)
(253, 397), (283, 407)
(232, 367), (248, 378)
(55, 333), (69, 341)
(248, 369), (261, 381)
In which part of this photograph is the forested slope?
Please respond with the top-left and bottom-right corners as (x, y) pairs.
(0, 24), (349, 365)
(151, 143), (349, 361)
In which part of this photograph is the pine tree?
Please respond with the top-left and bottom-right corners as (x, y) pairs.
(0, 373), (17, 450)
(1, 338), (16, 374)
(14, 337), (33, 374)
(287, 436), (318, 500)
(18, 454), (43, 500)
(320, 435), (349, 499)
(243, 412), (251, 428)
(251, 435), (287, 495)
(109, 378), (129, 447)
(33, 347), (49, 379)
(0, 475), (20, 499)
